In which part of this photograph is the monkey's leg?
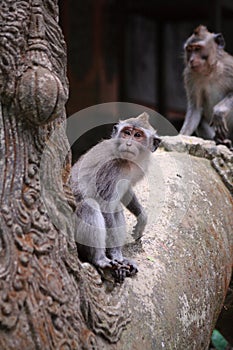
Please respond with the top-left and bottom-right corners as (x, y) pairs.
(104, 210), (126, 264)
(106, 210), (138, 282)
(75, 200), (113, 269)
(122, 188), (147, 240)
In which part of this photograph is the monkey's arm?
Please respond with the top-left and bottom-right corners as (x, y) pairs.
(211, 92), (233, 141)
(122, 188), (147, 240)
(180, 105), (202, 136)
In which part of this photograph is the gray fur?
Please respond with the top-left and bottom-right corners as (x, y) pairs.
(180, 25), (233, 145)
(71, 113), (161, 281)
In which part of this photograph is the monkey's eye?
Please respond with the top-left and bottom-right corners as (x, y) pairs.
(134, 132), (143, 138)
(123, 129), (131, 136)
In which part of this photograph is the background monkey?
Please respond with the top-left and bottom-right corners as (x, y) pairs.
(180, 25), (233, 147)
(71, 112), (161, 282)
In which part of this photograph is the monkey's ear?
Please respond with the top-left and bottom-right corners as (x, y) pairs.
(137, 112), (150, 122)
(151, 136), (161, 152)
(111, 124), (118, 138)
(214, 33), (225, 49)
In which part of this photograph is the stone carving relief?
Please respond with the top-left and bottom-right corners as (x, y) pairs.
(0, 1), (130, 348)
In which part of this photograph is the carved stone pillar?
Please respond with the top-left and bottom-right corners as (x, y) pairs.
(0, 1), (129, 349)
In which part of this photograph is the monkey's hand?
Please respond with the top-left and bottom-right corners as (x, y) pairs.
(211, 109), (229, 141)
(132, 211), (147, 241)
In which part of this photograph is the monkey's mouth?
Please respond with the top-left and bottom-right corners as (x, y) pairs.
(190, 64), (202, 72)
(123, 150), (135, 155)
(120, 150), (136, 158)
(118, 143), (138, 158)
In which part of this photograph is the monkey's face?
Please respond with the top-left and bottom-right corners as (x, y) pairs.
(185, 44), (211, 74)
(112, 114), (161, 160)
(184, 26), (225, 75)
(116, 126), (151, 161)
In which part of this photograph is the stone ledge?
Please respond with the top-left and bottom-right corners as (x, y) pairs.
(161, 135), (233, 196)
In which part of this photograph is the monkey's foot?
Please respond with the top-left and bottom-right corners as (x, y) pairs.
(94, 256), (115, 269)
(111, 264), (130, 283)
(96, 258), (138, 283)
(110, 258), (138, 283)
(214, 137), (232, 150)
(122, 258), (138, 276)
(96, 262), (126, 284)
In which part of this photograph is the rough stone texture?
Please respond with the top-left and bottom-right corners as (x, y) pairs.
(114, 138), (233, 350)
(0, 1), (130, 349)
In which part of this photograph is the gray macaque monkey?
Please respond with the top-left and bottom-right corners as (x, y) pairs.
(71, 112), (161, 282)
(180, 25), (233, 148)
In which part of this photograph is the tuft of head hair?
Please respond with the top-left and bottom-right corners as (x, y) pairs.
(185, 25), (211, 46)
(185, 25), (225, 50)
(193, 25), (209, 38)
(121, 112), (156, 132)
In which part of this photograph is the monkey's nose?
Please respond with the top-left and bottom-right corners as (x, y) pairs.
(126, 140), (132, 146)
